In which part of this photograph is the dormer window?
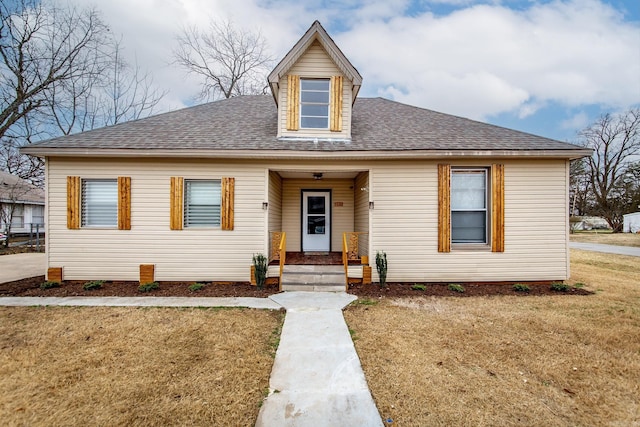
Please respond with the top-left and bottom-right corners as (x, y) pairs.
(300, 78), (330, 129)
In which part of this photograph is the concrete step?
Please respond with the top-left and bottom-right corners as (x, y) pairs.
(281, 265), (346, 292)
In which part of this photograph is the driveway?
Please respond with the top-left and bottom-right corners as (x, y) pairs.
(0, 253), (46, 284)
(570, 242), (640, 257)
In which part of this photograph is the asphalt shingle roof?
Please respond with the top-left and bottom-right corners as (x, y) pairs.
(24, 96), (585, 153)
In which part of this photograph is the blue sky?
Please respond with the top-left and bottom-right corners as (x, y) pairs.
(62, 0), (639, 143)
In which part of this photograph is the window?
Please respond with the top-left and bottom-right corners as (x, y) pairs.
(300, 78), (330, 129)
(11, 204), (24, 228)
(81, 179), (117, 227)
(184, 180), (221, 227)
(32, 205), (44, 226)
(451, 169), (488, 244)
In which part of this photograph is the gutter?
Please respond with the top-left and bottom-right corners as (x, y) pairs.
(21, 147), (593, 160)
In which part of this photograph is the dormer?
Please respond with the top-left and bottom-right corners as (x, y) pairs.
(268, 21), (362, 141)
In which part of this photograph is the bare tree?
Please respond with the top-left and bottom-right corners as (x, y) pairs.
(0, 1), (165, 187)
(173, 20), (273, 100)
(48, 38), (166, 135)
(578, 108), (640, 231)
(0, 0), (110, 185)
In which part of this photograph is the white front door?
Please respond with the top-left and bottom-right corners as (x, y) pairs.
(302, 191), (331, 252)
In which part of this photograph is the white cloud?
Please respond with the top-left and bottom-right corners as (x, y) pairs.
(338, 0), (640, 119)
(61, 0), (639, 124)
(561, 111), (589, 130)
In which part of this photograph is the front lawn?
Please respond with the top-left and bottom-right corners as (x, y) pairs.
(0, 307), (283, 426)
(345, 249), (640, 426)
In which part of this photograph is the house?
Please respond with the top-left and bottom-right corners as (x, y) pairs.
(623, 212), (640, 233)
(22, 21), (591, 285)
(0, 170), (45, 235)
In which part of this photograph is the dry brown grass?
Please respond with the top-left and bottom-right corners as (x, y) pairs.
(0, 307), (284, 426)
(570, 231), (640, 247)
(345, 249), (640, 426)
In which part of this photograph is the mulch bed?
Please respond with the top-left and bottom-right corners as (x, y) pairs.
(0, 276), (592, 298)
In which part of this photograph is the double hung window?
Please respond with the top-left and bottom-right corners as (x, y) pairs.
(451, 169), (488, 244)
(300, 78), (330, 129)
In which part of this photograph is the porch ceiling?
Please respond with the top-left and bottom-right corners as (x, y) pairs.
(275, 170), (361, 179)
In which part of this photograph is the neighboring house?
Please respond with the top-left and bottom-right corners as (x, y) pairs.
(0, 170), (45, 235)
(22, 21), (591, 284)
(623, 212), (640, 233)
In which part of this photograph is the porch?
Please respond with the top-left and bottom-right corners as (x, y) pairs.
(258, 168), (372, 291)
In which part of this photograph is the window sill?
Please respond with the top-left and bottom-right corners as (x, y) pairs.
(451, 243), (491, 251)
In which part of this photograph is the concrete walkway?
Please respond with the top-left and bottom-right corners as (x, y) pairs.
(570, 242), (640, 257)
(0, 252), (45, 283)
(256, 292), (382, 426)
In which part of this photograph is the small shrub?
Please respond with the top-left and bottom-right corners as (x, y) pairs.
(189, 283), (206, 292)
(252, 253), (268, 289)
(412, 284), (426, 291)
(376, 251), (388, 288)
(551, 282), (570, 292)
(40, 281), (60, 290)
(448, 283), (465, 293)
(83, 280), (105, 291)
(513, 283), (530, 292)
(574, 282), (585, 288)
(138, 282), (159, 293)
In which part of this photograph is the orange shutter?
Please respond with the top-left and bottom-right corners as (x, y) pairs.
(221, 177), (235, 231)
(491, 164), (505, 252)
(330, 75), (343, 132)
(286, 75), (300, 131)
(437, 164), (451, 253)
(170, 177), (183, 230)
(67, 176), (81, 229)
(118, 177), (131, 230)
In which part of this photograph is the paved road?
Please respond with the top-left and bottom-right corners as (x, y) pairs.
(0, 252), (46, 284)
(570, 242), (640, 257)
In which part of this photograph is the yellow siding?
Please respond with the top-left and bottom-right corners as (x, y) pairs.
(354, 172), (369, 257)
(47, 158), (267, 281)
(278, 40), (352, 139)
(370, 159), (570, 282)
(281, 179), (354, 251)
(268, 171), (283, 232)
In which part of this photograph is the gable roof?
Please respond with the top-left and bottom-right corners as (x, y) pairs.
(21, 95), (591, 159)
(267, 21), (363, 105)
(0, 170), (44, 204)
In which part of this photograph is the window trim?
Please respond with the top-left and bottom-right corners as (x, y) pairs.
(450, 167), (490, 246)
(81, 178), (118, 228)
(183, 179), (222, 229)
(299, 78), (330, 129)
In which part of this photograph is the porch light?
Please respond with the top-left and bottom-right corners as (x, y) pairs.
(369, 201), (374, 210)
(313, 173), (323, 180)
(262, 202), (269, 210)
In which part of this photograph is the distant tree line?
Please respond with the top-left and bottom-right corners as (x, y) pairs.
(571, 108), (640, 232)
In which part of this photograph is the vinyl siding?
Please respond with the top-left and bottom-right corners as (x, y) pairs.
(268, 171), (283, 232)
(281, 178), (354, 251)
(354, 171), (369, 257)
(370, 159), (570, 282)
(47, 157), (570, 283)
(278, 40), (352, 139)
(47, 158), (266, 281)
